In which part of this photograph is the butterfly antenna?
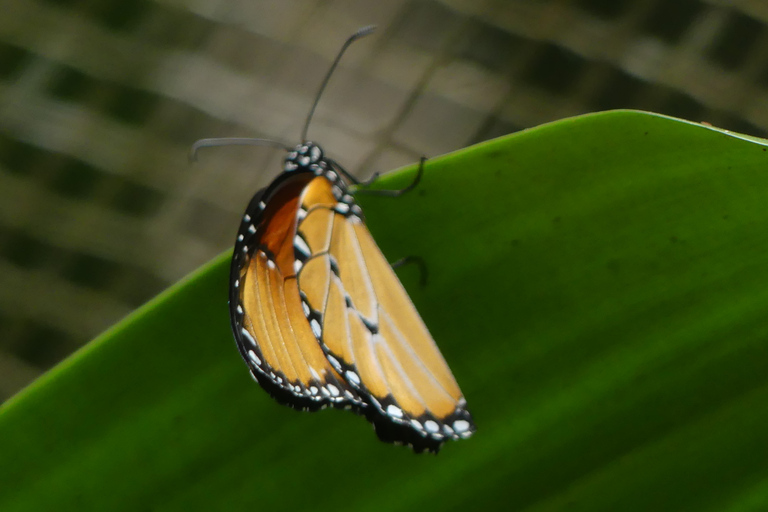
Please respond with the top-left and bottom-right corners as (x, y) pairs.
(301, 25), (376, 143)
(189, 137), (291, 162)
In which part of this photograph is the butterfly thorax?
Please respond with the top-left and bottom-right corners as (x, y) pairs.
(284, 142), (327, 173)
(284, 142), (362, 221)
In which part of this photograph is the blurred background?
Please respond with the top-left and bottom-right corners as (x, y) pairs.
(1, 0), (767, 401)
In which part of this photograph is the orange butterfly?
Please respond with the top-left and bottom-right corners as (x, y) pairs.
(194, 26), (474, 453)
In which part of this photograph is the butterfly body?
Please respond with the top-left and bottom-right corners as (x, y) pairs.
(229, 142), (474, 452)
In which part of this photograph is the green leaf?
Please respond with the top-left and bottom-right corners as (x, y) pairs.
(2, 110), (768, 511)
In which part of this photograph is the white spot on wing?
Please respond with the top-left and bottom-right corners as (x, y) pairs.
(236, 305), (243, 315)
(424, 420), (440, 433)
(243, 214), (251, 222)
(345, 370), (361, 386)
(247, 350), (261, 366)
(240, 328), (257, 346)
(294, 260), (303, 273)
(327, 355), (341, 371)
(258, 201), (266, 210)
(310, 318), (322, 338)
(294, 235), (311, 256)
(386, 404), (403, 418)
(327, 384), (339, 397)
(453, 420), (471, 434)
(237, 234), (244, 242)
(248, 224), (256, 234)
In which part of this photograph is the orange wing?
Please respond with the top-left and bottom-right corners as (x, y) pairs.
(295, 177), (475, 447)
(230, 173), (363, 411)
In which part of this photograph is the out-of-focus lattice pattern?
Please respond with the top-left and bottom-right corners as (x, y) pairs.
(1, 0), (767, 400)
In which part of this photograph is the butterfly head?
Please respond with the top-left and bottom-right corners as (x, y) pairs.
(284, 142), (327, 174)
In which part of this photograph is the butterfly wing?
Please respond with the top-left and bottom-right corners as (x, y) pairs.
(295, 176), (475, 451)
(230, 173), (363, 411)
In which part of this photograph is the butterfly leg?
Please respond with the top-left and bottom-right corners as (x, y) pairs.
(334, 157), (426, 197)
(328, 159), (368, 185)
(391, 255), (428, 287)
(356, 171), (380, 187)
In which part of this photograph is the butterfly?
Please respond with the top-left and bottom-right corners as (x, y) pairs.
(193, 26), (474, 453)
